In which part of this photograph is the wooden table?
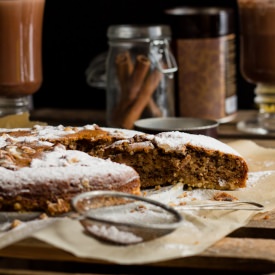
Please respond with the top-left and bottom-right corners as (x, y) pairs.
(0, 109), (274, 274)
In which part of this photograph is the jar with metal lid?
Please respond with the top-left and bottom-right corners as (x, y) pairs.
(105, 25), (177, 129)
(165, 7), (237, 123)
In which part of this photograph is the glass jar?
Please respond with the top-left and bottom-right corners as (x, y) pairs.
(165, 7), (237, 123)
(237, 0), (275, 134)
(105, 25), (177, 129)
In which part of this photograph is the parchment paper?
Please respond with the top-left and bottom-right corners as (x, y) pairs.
(0, 140), (275, 264)
(32, 140), (275, 264)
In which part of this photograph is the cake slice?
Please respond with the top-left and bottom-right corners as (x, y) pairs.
(0, 135), (140, 215)
(97, 131), (248, 190)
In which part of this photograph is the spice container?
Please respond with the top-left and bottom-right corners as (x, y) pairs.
(165, 7), (237, 122)
(106, 25), (177, 129)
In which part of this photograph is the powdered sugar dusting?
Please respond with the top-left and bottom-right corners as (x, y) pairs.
(147, 183), (216, 204)
(0, 146), (139, 190)
(86, 224), (143, 244)
(31, 145), (102, 168)
(1, 125), (240, 157)
(154, 131), (241, 156)
(246, 171), (273, 188)
(33, 125), (78, 139)
(0, 137), (7, 148)
(32, 124), (142, 140)
(102, 127), (143, 138)
(4, 134), (53, 147)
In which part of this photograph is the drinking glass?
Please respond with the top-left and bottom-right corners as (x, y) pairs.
(237, 0), (275, 134)
(0, 0), (45, 117)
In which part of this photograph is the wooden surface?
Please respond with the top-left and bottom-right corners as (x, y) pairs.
(0, 108), (274, 274)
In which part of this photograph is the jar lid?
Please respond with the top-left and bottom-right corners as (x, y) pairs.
(107, 25), (172, 40)
(165, 6), (234, 38)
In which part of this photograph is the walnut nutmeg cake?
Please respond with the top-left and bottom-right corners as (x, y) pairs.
(0, 124), (248, 215)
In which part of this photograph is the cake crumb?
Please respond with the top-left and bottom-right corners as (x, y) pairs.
(213, 192), (238, 202)
(39, 213), (49, 220)
(177, 192), (188, 198)
(10, 219), (22, 229)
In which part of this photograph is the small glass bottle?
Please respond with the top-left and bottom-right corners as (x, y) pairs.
(106, 25), (177, 129)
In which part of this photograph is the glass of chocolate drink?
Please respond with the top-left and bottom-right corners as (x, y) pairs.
(0, 0), (45, 117)
(237, 0), (275, 134)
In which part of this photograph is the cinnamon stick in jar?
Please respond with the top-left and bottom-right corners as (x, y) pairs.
(115, 51), (134, 98)
(145, 99), (162, 117)
(127, 55), (162, 117)
(128, 54), (151, 101)
(113, 52), (163, 129)
(115, 55), (151, 116)
(120, 69), (163, 129)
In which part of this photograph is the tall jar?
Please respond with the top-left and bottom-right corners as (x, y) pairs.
(165, 7), (237, 123)
(106, 25), (177, 129)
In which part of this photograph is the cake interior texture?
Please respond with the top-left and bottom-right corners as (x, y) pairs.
(46, 126), (248, 190)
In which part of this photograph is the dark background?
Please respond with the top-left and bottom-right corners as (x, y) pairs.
(33, 0), (256, 111)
